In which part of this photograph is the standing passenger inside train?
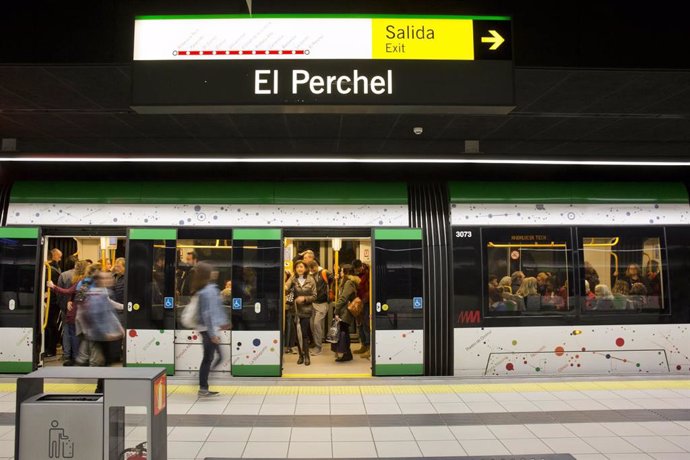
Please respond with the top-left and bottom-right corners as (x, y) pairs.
(645, 260), (661, 308)
(620, 263), (647, 291)
(612, 280), (630, 310)
(352, 259), (370, 359)
(285, 261), (317, 366)
(307, 260), (333, 356)
(629, 283), (648, 310)
(584, 280), (596, 310)
(510, 271), (525, 296)
(44, 248), (63, 358)
(47, 260), (89, 366)
(56, 255), (77, 362)
(332, 265), (359, 362)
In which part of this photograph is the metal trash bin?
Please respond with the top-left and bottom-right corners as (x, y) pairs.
(18, 393), (105, 459)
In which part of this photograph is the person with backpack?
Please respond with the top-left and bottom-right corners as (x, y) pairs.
(331, 264), (360, 363)
(193, 262), (229, 397)
(307, 260), (333, 356)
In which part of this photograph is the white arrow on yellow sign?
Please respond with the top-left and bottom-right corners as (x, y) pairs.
(481, 30), (505, 50)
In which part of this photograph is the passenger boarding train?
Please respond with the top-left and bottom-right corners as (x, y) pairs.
(0, 180), (688, 378)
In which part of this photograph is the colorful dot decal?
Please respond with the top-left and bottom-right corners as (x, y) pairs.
(615, 337), (625, 347)
(129, 330), (138, 338)
(505, 363), (514, 371)
(252, 338), (261, 346)
(554, 346), (565, 356)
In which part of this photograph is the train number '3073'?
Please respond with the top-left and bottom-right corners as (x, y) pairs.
(455, 231), (472, 238)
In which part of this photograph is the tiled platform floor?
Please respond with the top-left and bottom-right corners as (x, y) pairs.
(0, 377), (689, 459)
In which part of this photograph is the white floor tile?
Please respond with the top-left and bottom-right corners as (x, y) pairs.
(371, 426), (414, 441)
(604, 422), (656, 436)
(399, 402), (435, 414)
(457, 392), (494, 402)
(242, 441), (289, 458)
(433, 402), (472, 413)
(649, 454), (690, 460)
(331, 427), (373, 442)
(450, 425), (497, 440)
(332, 441), (377, 458)
(196, 441), (246, 458)
(499, 400), (542, 412)
(330, 404), (366, 415)
(426, 393), (461, 403)
(187, 402), (228, 415)
(599, 398), (644, 410)
(169, 426), (213, 442)
(410, 425), (455, 441)
(634, 398), (678, 409)
(502, 437), (554, 454)
(562, 422), (617, 437)
(207, 427), (252, 442)
(525, 423), (576, 438)
(639, 422), (690, 436)
(603, 454), (654, 460)
(417, 440), (466, 457)
(491, 392), (528, 401)
(466, 401), (506, 413)
(291, 427), (332, 442)
(555, 391), (590, 400)
(565, 399), (609, 410)
(249, 427), (292, 442)
(570, 454), (607, 460)
(395, 394), (430, 403)
(488, 424), (536, 439)
(167, 441), (203, 459)
(365, 403), (401, 414)
(542, 437), (599, 454)
(665, 435), (690, 451)
(459, 439), (510, 456)
(288, 441), (332, 458)
(375, 441), (423, 458)
(523, 391), (561, 401)
(624, 436), (686, 453)
(582, 436), (641, 454)
(259, 404), (295, 415)
(294, 404), (330, 415)
(223, 404), (261, 415)
(533, 400), (578, 411)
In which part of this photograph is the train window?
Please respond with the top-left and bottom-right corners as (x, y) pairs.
(0, 237), (37, 315)
(482, 227), (575, 316)
(579, 228), (668, 313)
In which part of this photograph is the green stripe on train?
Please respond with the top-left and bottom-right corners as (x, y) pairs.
(10, 181), (408, 205)
(129, 228), (177, 240)
(126, 362), (175, 376)
(375, 363), (424, 376)
(232, 365), (281, 377)
(0, 227), (39, 239)
(374, 228), (423, 240)
(0, 361), (33, 373)
(449, 182), (689, 204)
(233, 229), (281, 240)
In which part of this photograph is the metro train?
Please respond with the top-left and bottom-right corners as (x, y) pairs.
(0, 180), (688, 378)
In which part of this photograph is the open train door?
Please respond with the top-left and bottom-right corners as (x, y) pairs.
(372, 228), (424, 376)
(0, 227), (40, 373)
(124, 228), (177, 375)
(230, 229), (283, 377)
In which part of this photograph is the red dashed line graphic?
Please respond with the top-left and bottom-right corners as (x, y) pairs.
(173, 50), (308, 56)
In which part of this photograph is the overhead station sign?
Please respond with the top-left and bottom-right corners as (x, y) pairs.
(131, 14), (513, 114)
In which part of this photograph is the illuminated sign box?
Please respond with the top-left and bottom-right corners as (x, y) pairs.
(131, 14), (514, 114)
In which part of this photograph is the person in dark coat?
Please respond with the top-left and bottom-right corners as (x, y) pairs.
(44, 248), (63, 357)
(284, 261), (317, 366)
(331, 264), (359, 362)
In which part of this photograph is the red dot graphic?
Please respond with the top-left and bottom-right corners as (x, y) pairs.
(555, 346), (565, 356)
(616, 338), (625, 347)
(128, 329), (138, 338)
(506, 363), (514, 371)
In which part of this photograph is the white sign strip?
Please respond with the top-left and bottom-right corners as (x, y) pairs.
(133, 18), (372, 60)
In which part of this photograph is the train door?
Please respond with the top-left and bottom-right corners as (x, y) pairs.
(230, 229), (283, 377)
(125, 228), (177, 375)
(173, 229), (233, 374)
(372, 228), (424, 376)
(282, 235), (373, 378)
(0, 227), (40, 373)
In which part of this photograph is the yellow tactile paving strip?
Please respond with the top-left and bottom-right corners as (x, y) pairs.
(0, 379), (688, 396)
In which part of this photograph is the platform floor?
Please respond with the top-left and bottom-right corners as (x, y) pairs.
(1, 376), (689, 459)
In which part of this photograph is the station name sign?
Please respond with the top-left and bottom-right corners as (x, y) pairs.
(131, 14), (514, 114)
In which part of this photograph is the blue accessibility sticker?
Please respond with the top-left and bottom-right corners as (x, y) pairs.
(412, 297), (423, 309)
(232, 298), (243, 310)
(164, 297), (174, 309)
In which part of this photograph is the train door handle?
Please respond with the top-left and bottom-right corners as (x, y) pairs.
(255, 302), (261, 314)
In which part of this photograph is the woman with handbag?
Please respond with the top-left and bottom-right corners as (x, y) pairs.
(331, 264), (360, 362)
(284, 261), (317, 366)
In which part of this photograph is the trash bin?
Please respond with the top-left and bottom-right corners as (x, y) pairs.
(18, 393), (106, 459)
